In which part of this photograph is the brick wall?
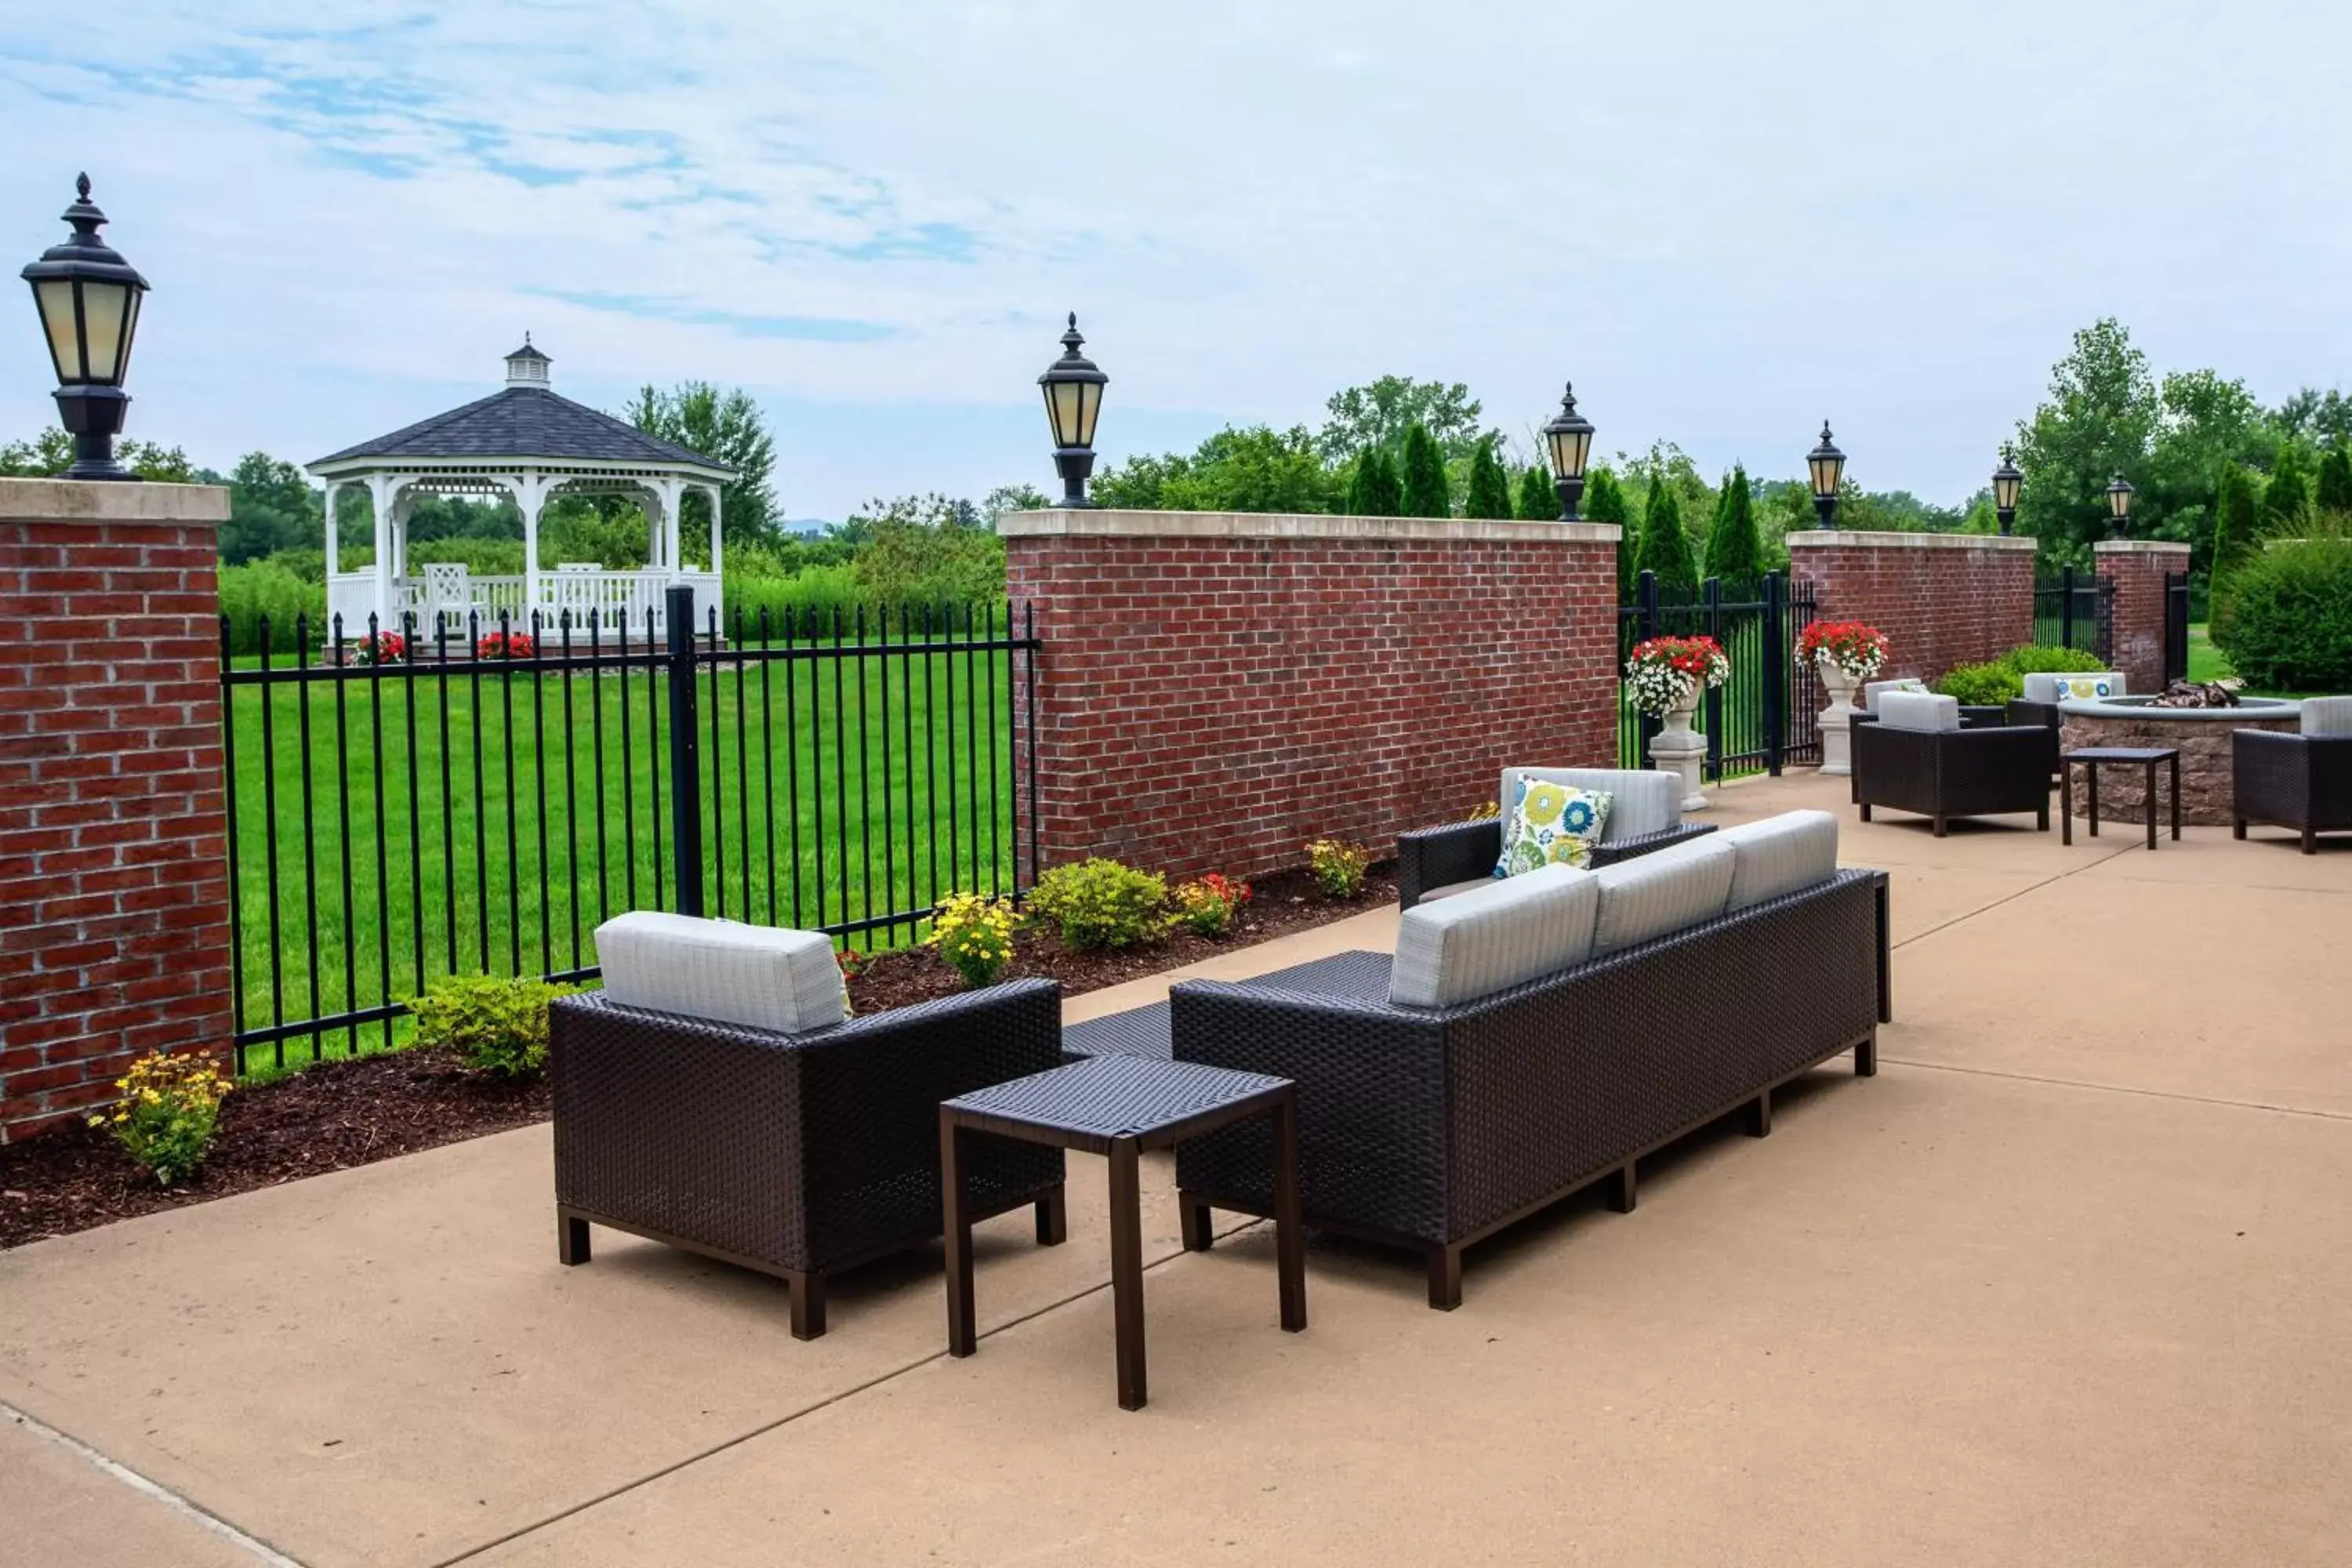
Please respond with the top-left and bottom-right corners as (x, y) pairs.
(2095, 539), (2190, 695)
(1004, 510), (1622, 880)
(1785, 531), (2038, 684)
(1, 478), (235, 1143)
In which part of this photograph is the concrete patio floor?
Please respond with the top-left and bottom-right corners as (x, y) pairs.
(2, 771), (2347, 1566)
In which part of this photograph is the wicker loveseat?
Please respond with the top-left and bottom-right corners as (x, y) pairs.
(549, 914), (1067, 1339)
(1853, 691), (2053, 836)
(1397, 766), (1716, 910)
(2234, 697), (2352, 854)
(1171, 811), (1889, 1309)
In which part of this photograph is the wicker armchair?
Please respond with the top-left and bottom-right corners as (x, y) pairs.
(1171, 867), (1888, 1309)
(1398, 766), (1714, 909)
(1853, 694), (2052, 837)
(2234, 717), (2352, 854)
(550, 981), (1068, 1339)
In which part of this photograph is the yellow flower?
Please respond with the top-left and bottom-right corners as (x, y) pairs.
(1523, 782), (1567, 826)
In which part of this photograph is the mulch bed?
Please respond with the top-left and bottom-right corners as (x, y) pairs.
(1, 862), (1395, 1251)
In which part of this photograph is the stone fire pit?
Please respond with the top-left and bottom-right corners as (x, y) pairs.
(2058, 694), (2302, 826)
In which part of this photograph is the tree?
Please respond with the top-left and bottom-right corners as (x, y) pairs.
(2318, 448), (2352, 517)
(2274, 387), (2352, 449)
(981, 483), (1050, 529)
(623, 382), (781, 550)
(219, 452), (323, 564)
(1463, 437), (1512, 520)
(1514, 463), (1555, 521)
(844, 494), (1007, 607)
(2210, 463), (2260, 609)
(2263, 443), (2312, 533)
(1399, 423), (1450, 517)
(1345, 446), (1403, 517)
(2, 426), (194, 484)
(2013, 318), (2161, 569)
(1317, 376), (1497, 464)
(1703, 466), (1763, 589)
(1090, 425), (1341, 515)
(1634, 477), (1697, 593)
(1577, 466), (1632, 594)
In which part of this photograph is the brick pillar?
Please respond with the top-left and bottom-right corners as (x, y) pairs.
(1004, 510), (1622, 881)
(1, 477), (235, 1143)
(2094, 539), (2190, 695)
(1785, 531), (2038, 684)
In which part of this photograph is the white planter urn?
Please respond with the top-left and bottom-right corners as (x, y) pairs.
(1817, 659), (1861, 776)
(1648, 691), (1709, 811)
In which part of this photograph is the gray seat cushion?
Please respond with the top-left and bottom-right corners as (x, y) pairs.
(1388, 862), (1600, 1010)
(593, 911), (850, 1033)
(1590, 836), (1737, 956)
(2300, 696), (2352, 736)
(1501, 766), (1679, 842)
(1717, 809), (1840, 911)
(1877, 691), (1962, 732)
(1418, 877), (1503, 905)
(2020, 671), (2125, 704)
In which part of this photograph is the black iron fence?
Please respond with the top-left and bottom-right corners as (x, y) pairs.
(218, 587), (1039, 1073)
(2033, 567), (2114, 662)
(2164, 570), (2191, 684)
(1616, 571), (1821, 779)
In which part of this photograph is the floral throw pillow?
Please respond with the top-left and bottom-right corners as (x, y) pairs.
(2054, 675), (2115, 701)
(1494, 778), (1613, 878)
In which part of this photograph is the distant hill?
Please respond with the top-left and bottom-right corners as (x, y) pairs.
(779, 518), (833, 539)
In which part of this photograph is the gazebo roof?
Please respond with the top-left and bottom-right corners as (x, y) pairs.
(308, 341), (735, 480)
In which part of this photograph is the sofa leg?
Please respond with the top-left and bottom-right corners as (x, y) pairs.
(557, 1210), (590, 1266)
(1856, 1033), (1878, 1078)
(1932, 815), (1947, 838)
(1426, 1245), (1463, 1312)
(1858, 803), (1871, 822)
(1035, 1184), (1068, 1247)
(2036, 803), (2049, 832)
(1607, 1161), (1637, 1214)
(2303, 828), (2318, 855)
(1744, 1088), (1773, 1138)
(2233, 818), (2247, 841)
(789, 1270), (827, 1341)
(1178, 1192), (1215, 1253)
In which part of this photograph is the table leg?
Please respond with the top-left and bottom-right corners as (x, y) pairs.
(1108, 1136), (1147, 1410)
(1271, 1091), (1307, 1334)
(942, 1114), (977, 1359)
(2061, 763), (2074, 847)
(2170, 753), (2181, 840)
(2145, 761), (2157, 851)
(2088, 762), (2100, 837)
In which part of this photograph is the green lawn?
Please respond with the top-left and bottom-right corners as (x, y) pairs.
(2187, 624), (2231, 684)
(223, 641), (1021, 1073)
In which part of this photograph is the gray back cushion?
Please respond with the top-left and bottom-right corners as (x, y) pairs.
(1863, 678), (1928, 713)
(2020, 671), (2125, 704)
(1877, 691), (1962, 732)
(1388, 862), (1599, 1010)
(2301, 696), (2352, 736)
(1501, 766), (1679, 842)
(595, 912), (850, 1033)
(1590, 836), (1737, 956)
(1717, 810), (1840, 911)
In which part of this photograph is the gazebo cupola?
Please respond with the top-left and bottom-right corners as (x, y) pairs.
(306, 339), (738, 639)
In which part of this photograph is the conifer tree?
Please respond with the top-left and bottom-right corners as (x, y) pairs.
(2210, 463), (2259, 608)
(1579, 467), (1632, 594)
(1701, 465), (1763, 590)
(2318, 446), (2352, 516)
(1399, 423), (1450, 518)
(1634, 477), (1698, 593)
(1515, 463), (1555, 520)
(2262, 445), (2311, 533)
(1464, 437), (1513, 519)
(1345, 446), (1403, 517)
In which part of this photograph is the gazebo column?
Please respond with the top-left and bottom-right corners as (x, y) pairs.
(366, 475), (396, 627)
(322, 482), (340, 623)
(520, 470), (546, 635)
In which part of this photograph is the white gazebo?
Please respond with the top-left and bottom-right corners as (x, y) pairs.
(307, 339), (736, 639)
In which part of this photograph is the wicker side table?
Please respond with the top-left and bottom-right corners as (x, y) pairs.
(2062, 746), (2180, 850)
(941, 1054), (1305, 1411)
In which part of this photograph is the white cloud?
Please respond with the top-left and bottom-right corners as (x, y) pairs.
(3, 0), (2350, 514)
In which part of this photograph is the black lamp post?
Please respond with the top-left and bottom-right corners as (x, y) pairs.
(1541, 382), (1595, 521)
(2106, 471), (2135, 539)
(1991, 445), (2023, 536)
(21, 175), (150, 482)
(1037, 313), (1106, 507)
(1807, 420), (1846, 528)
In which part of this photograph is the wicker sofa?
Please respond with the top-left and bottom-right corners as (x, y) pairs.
(1171, 811), (1889, 1309)
(1397, 766), (1716, 910)
(2234, 697), (2352, 854)
(1853, 691), (2053, 836)
(549, 913), (1066, 1339)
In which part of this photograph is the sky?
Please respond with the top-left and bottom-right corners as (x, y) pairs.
(5, 1), (2351, 521)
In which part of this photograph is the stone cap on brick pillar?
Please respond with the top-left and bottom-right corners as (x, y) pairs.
(1000, 508), (1621, 544)
(2092, 539), (2192, 558)
(0, 475), (230, 523)
(1784, 530), (2038, 553)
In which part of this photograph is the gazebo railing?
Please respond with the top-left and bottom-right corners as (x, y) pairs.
(325, 569), (719, 638)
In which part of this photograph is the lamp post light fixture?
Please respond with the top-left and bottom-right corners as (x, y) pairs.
(21, 174), (150, 482)
(1991, 445), (2024, 536)
(2106, 471), (2135, 538)
(1037, 312), (1106, 507)
(1541, 382), (1595, 521)
(1807, 420), (1846, 529)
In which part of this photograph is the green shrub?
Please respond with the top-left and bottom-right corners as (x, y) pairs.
(2212, 539), (2352, 691)
(1345, 446), (1403, 517)
(724, 564), (868, 633)
(1634, 477), (1697, 593)
(218, 559), (326, 654)
(929, 893), (1018, 987)
(409, 536), (526, 575)
(1514, 463), (1555, 521)
(88, 1051), (233, 1186)
(1305, 837), (1374, 898)
(1932, 644), (2111, 706)
(409, 974), (574, 1076)
(1399, 423), (1450, 518)
(1027, 858), (1169, 949)
(1463, 437), (1512, 520)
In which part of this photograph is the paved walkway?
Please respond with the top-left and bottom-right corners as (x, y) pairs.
(2, 773), (2346, 1566)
